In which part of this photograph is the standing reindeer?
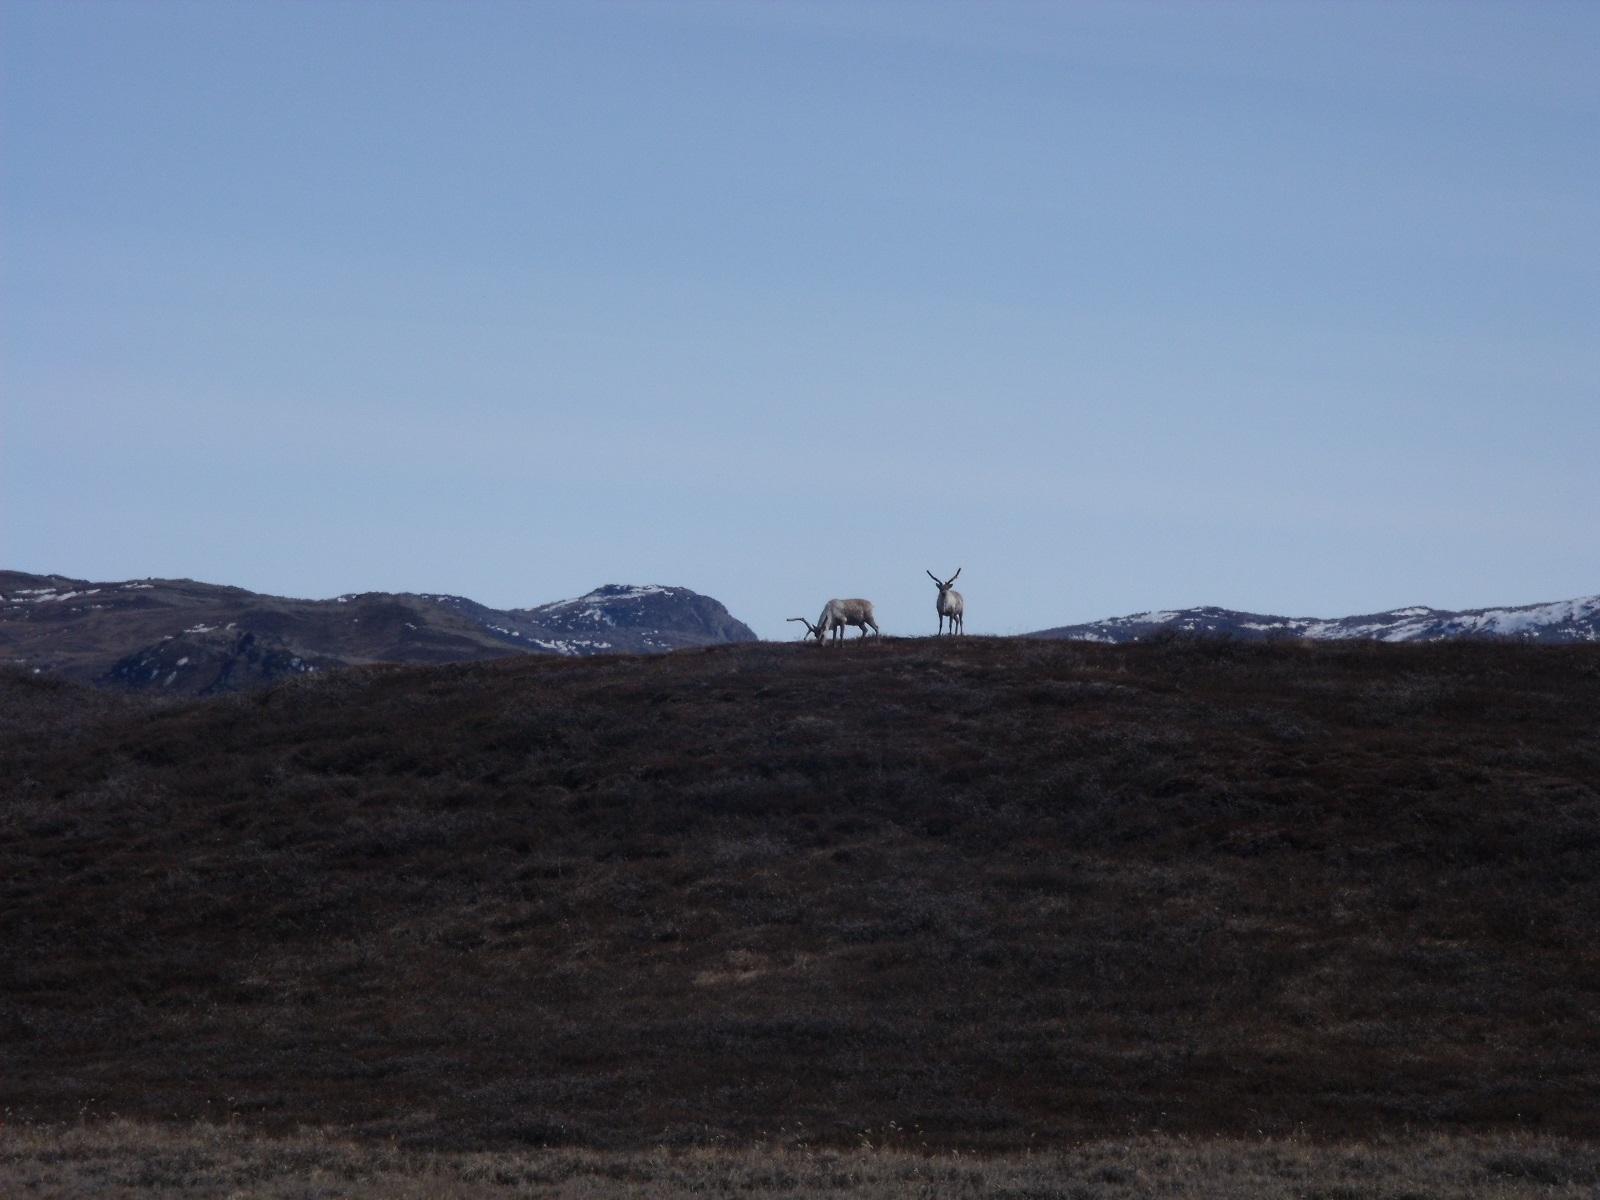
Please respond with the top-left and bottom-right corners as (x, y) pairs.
(928, 568), (964, 635)
(788, 599), (879, 643)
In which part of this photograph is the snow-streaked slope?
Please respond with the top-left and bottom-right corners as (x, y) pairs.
(418, 584), (756, 656)
(1030, 595), (1600, 645)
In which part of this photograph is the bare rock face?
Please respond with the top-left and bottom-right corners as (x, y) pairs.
(104, 627), (341, 695)
(0, 572), (757, 694)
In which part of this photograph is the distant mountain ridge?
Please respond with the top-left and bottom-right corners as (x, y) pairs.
(0, 572), (756, 695)
(1030, 594), (1600, 645)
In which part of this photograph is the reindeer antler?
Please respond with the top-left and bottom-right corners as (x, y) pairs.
(787, 616), (820, 638)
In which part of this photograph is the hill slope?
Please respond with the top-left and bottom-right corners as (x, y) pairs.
(0, 572), (756, 694)
(1031, 594), (1600, 644)
(2, 636), (1597, 1149)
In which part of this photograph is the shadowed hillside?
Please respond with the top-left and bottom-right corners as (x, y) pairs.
(0, 571), (755, 694)
(2, 636), (1597, 1150)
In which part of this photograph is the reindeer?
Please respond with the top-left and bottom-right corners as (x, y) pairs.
(928, 568), (964, 635)
(789, 599), (879, 643)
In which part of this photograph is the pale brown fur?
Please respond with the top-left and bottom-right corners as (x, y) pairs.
(791, 599), (878, 642)
(929, 569), (964, 635)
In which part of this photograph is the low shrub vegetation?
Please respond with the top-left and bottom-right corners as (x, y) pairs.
(2, 636), (1597, 1151)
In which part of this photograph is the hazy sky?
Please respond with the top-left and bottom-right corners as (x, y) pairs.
(4, 1), (1595, 637)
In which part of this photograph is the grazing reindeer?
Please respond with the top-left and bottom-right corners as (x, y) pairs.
(928, 568), (964, 635)
(819, 598), (879, 641)
(792, 600), (879, 642)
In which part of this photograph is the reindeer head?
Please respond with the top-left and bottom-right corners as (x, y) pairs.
(787, 616), (823, 642)
(927, 568), (961, 594)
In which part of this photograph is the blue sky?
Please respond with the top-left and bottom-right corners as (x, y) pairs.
(3, 1), (1595, 637)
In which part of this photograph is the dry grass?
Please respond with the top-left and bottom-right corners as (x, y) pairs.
(3, 1121), (1598, 1198)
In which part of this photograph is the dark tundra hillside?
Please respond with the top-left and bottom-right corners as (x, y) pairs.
(0, 571), (756, 694)
(2, 636), (1598, 1150)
